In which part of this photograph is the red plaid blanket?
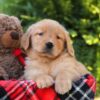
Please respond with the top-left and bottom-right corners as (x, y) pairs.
(0, 80), (60, 100)
(0, 49), (96, 100)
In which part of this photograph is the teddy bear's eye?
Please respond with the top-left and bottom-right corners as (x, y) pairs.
(38, 32), (44, 36)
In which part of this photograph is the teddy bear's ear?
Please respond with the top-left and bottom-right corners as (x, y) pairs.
(10, 16), (23, 33)
(21, 33), (31, 50)
(10, 16), (21, 26)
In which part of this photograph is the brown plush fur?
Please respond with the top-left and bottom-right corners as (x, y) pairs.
(21, 19), (89, 94)
(0, 14), (24, 80)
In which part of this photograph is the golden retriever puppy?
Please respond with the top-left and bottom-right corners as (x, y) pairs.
(21, 19), (89, 94)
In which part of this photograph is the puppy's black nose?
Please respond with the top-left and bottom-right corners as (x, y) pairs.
(46, 42), (53, 49)
(10, 32), (19, 40)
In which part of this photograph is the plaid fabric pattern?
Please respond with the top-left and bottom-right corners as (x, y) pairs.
(58, 74), (96, 100)
(0, 80), (60, 100)
(0, 49), (96, 100)
(0, 74), (96, 100)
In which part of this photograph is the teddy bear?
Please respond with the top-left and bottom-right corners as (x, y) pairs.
(0, 14), (24, 80)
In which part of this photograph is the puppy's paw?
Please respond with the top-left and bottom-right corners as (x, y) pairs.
(36, 75), (54, 88)
(55, 76), (72, 94)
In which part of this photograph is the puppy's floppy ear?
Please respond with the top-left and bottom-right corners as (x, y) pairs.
(21, 33), (31, 50)
(21, 24), (38, 50)
(64, 31), (75, 57)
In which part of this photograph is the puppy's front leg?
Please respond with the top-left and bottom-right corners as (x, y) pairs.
(55, 71), (72, 94)
(36, 74), (54, 88)
(25, 67), (54, 88)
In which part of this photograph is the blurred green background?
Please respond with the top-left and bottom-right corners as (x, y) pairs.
(0, 0), (100, 97)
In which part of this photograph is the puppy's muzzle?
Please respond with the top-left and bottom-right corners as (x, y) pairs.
(44, 42), (53, 53)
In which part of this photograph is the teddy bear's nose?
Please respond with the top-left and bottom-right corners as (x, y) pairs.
(10, 32), (19, 40)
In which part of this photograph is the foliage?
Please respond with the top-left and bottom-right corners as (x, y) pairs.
(0, 0), (100, 96)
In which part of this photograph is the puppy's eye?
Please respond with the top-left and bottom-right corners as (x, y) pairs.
(38, 32), (44, 36)
(57, 35), (61, 39)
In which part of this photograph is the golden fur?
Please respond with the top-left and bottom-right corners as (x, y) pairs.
(21, 19), (89, 94)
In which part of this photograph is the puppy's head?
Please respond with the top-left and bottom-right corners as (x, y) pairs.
(21, 19), (75, 58)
